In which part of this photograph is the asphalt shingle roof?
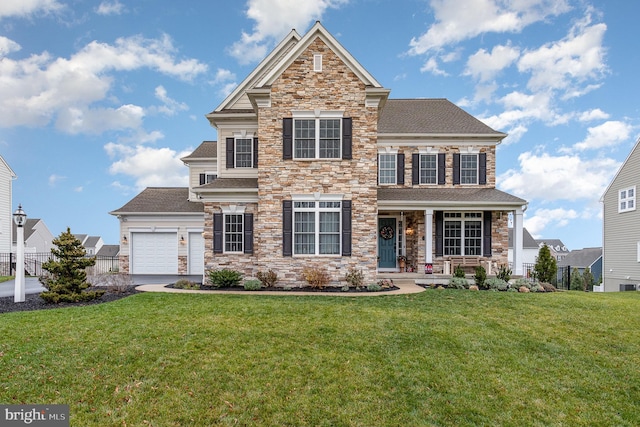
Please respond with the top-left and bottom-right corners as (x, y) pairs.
(378, 99), (504, 135)
(110, 187), (204, 214)
(377, 187), (526, 205)
(198, 178), (258, 190)
(181, 141), (217, 160)
(508, 228), (539, 248)
(558, 247), (602, 268)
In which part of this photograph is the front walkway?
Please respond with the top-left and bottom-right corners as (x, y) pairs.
(136, 278), (425, 297)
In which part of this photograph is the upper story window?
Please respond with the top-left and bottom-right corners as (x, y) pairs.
(294, 118), (341, 159)
(199, 172), (217, 185)
(420, 154), (437, 184)
(379, 153), (397, 185)
(460, 154), (478, 184)
(314, 54), (322, 72)
(619, 186), (636, 213)
(235, 138), (253, 168)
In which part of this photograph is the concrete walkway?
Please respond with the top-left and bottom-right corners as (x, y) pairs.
(136, 278), (425, 297)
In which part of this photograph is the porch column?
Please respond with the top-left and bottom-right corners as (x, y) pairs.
(424, 209), (433, 264)
(512, 207), (524, 275)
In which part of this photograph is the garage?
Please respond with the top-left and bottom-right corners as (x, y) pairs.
(131, 232), (178, 274)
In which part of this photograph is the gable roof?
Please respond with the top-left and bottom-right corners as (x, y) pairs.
(558, 247), (602, 268)
(96, 244), (120, 257)
(600, 136), (640, 201)
(378, 99), (506, 137)
(508, 227), (538, 249)
(0, 155), (17, 178)
(181, 141), (217, 161)
(13, 218), (45, 243)
(536, 239), (569, 254)
(84, 236), (101, 247)
(110, 187), (204, 215)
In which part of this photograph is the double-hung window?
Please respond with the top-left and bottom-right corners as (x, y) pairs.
(420, 154), (437, 184)
(460, 154), (478, 184)
(443, 212), (482, 256)
(619, 186), (636, 213)
(235, 137), (253, 168)
(224, 214), (243, 253)
(294, 115), (341, 159)
(379, 153), (397, 185)
(293, 200), (341, 255)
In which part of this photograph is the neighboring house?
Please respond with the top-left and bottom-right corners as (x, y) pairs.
(91, 244), (121, 274)
(12, 218), (55, 253)
(508, 227), (539, 265)
(0, 155), (17, 253)
(535, 239), (570, 262)
(111, 22), (527, 283)
(558, 247), (603, 284)
(601, 137), (640, 292)
(74, 234), (104, 255)
(96, 245), (120, 258)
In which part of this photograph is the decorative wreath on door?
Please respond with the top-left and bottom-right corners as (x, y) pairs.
(379, 225), (394, 240)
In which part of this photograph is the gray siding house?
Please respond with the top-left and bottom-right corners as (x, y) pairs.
(601, 138), (640, 292)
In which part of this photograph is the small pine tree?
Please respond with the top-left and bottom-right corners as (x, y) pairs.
(40, 228), (104, 303)
(570, 267), (584, 291)
(474, 265), (487, 290)
(534, 244), (557, 284)
(582, 267), (595, 292)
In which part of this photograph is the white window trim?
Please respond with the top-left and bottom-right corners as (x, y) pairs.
(637, 241), (640, 263)
(618, 185), (636, 213)
(203, 171), (217, 184)
(233, 134), (253, 168)
(460, 153), (479, 185)
(291, 110), (344, 160)
(418, 150), (439, 185)
(292, 194), (343, 256)
(223, 213), (244, 254)
(378, 148), (398, 186)
(443, 212), (483, 256)
(314, 54), (322, 72)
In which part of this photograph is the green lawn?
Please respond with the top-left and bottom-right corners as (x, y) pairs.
(1, 290), (639, 426)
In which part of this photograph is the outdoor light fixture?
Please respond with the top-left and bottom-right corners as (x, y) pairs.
(122, 235), (127, 244)
(13, 204), (26, 303)
(180, 235), (185, 245)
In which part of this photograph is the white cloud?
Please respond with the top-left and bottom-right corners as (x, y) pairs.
(48, 174), (65, 186)
(105, 143), (190, 190)
(517, 10), (607, 97)
(578, 108), (609, 122)
(420, 57), (448, 76)
(0, 34), (207, 133)
(498, 151), (620, 202)
(407, 0), (570, 56)
(524, 207), (578, 237)
(211, 68), (238, 97)
(571, 121), (633, 151)
(464, 44), (520, 82)
(228, 0), (349, 64)
(152, 86), (188, 116)
(96, 0), (125, 16)
(0, 0), (62, 19)
(0, 36), (21, 56)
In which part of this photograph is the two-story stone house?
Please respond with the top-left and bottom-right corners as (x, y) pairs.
(111, 22), (527, 284)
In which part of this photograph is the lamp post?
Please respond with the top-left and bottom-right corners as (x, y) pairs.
(13, 204), (26, 303)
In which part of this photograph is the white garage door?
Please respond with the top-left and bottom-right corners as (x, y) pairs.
(131, 232), (178, 274)
(188, 232), (204, 275)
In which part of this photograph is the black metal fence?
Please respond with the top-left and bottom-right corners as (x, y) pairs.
(516, 263), (573, 291)
(0, 253), (119, 277)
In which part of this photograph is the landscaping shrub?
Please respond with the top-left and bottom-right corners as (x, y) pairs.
(301, 266), (330, 289)
(513, 278), (531, 289)
(256, 269), (278, 287)
(208, 269), (242, 288)
(377, 278), (394, 289)
(453, 264), (466, 278)
(367, 283), (382, 292)
(474, 265), (487, 289)
(174, 279), (200, 290)
(345, 267), (364, 288)
(497, 265), (512, 283)
(448, 277), (468, 289)
(40, 228), (105, 304)
(486, 277), (509, 291)
(243, 280), (262, 291)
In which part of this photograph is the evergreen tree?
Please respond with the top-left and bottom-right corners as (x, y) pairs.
(582, 267), (595, 292)
(534, 244), (557, 284)
(40, 228), (104, 303)
(570, 267), (584, 291)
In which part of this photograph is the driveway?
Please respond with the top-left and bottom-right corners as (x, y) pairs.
(0, 278), (46, 298)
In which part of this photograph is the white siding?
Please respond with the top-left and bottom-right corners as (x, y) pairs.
(0, 157), (14, 253)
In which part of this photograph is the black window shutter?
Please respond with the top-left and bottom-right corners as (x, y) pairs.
(199, 173), (205, 185)
(435, 211), (444, 257)
(226, 137), (235, 169)
(341, 200), (352, 256)
(376, 154), (379, 185)
(342, 118), (352, 160)
(453, 153), (460, 185)
(438, 153), (446, 185)
(213, 213), (223, 254)
(483, 211), (492, 257)
(282, 200), (292, 256)
(244, 213), (254, 254)
(412, 153), (419, 185)
(479, 152), (487, 185)
(283, 118), (293, 160)
(397, 153), (405, 185)
(253, 137), (259, 168)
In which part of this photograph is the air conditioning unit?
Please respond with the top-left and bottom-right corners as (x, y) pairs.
(619, 284), (637, 292)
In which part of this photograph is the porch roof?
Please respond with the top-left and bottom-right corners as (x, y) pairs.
(110, 187), (204, 214)
(377, 187), (526, 210)
(195, 178), (258, 192)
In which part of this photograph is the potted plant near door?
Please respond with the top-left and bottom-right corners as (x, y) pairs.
(397, 255), (407, 271)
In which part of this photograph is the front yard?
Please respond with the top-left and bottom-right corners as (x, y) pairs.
(1, 290), (639, 426)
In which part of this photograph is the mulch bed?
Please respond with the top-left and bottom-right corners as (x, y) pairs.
(0, 286), (141, 314)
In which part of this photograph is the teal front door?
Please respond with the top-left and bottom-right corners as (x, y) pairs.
(378, 218), (397, 269)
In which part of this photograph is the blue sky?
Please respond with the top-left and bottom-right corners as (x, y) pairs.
(1, 0), (638, 250)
